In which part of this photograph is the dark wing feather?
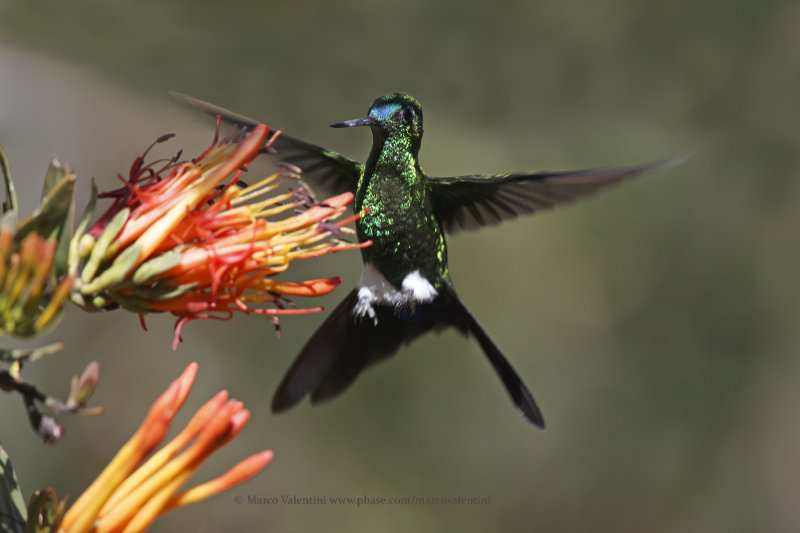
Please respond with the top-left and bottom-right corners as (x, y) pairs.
(273, 285), (545, 427)
(271, 290), (448, 412)
(170, 92), (362, 195)
(427, 154), (688, 234)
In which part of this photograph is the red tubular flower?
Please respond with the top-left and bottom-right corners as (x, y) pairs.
(72, 123), (367, 348)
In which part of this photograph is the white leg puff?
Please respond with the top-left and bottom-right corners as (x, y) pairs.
(401, 270), (438, 303)
(354, 264), (439, 324)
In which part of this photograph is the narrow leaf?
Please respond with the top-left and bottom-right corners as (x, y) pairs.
(16, 174), (75, 244)
(132, 250), (182, 284)
(68, 181), (97, 276)
(80, 207), (129, 284)
(126, 281), (198, 302)
(80, 244), (141, 294)
(41, 159), (68, 202)
(0, 442), (28, 533)
(0, 146), (18, 217)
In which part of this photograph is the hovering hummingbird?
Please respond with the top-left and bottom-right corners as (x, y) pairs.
(172, 91), (685, 428)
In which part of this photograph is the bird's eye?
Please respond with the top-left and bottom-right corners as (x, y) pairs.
(399, 108), (415, 125)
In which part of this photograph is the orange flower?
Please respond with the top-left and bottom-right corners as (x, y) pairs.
(0, 144), (76, 338)
(59, 363), (272, 533)
(72, 123), (366, 347)
(0, 227), (73, 336)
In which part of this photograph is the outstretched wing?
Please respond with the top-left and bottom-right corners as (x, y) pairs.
(427, 154), (688, 234)
(170, 92), (362, 195)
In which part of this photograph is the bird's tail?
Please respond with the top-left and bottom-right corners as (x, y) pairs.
(271, 285), (544, 428)
(442, 284), (545, 427)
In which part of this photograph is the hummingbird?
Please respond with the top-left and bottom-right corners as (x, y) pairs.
(172, 91), (686, 428)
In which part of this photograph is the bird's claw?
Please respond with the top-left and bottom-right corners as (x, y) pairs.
(354, 288), (378, 326)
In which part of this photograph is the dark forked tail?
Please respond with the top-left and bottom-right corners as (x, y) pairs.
(271, 285), (544, 428)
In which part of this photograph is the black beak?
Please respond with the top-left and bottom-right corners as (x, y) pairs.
(330, 117), (375, 128)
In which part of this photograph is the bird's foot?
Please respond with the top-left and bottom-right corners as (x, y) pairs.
(353, 287), (378, 325)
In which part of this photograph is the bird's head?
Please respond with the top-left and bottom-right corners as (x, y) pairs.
(331, 93), (423, 145)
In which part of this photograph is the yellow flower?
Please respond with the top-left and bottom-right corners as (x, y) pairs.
(59, 363), (272, 533)
(72, 123), (366, 347)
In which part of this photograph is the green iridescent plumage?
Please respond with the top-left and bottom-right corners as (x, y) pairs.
(172, 91), (686, 428)
(348, 94), (449, 289)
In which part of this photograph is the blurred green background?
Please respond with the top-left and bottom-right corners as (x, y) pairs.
(1, 0), (798, 531)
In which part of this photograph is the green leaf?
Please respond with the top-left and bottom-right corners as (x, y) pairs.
(51, 204), (73, 281)
(0, 145), (18, 217)
(80, 244), (140, 294)
(40, 160), (67, 203)
(132, 249), (182, 284)
(102, 281), (197, 313)
(0, 442), (28, 533)
(15, 173), (75, 246)
(80, 207), (129, 285)
(39, 160), (75, 279)
(68, 181), (97, 276)
(126, 280), (198, 302)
